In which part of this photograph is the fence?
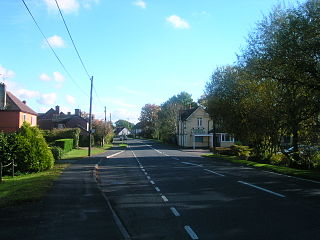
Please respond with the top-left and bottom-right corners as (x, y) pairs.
(0, 160), (16, 183)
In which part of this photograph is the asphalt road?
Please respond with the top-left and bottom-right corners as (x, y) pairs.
(97, 139), (320, 240)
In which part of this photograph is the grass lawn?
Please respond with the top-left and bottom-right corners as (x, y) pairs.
(0, 164), (69, 208)
(61, 144), (113, 160)
(202, 153), (320, 181)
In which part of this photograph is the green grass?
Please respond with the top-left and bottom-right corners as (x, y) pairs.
(119, 143), (128, 148)
(61, 144), (113, 160)
(202, 153), (320, 181)
(0, 164), (69, 208)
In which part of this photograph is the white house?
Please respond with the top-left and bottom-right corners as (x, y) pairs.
(177, 107), (235, 149)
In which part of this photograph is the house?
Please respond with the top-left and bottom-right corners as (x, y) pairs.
(132, 122), (143, 138)
(114, 127), (131, 138)
(0, 83), (37, 133)
(177, 106), (235, 149)
(38, 106), (88, 132)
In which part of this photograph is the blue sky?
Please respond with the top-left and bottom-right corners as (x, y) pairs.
(0, 0), (304, 123)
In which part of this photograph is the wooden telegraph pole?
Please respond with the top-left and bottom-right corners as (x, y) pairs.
(88, 76), (93, 156)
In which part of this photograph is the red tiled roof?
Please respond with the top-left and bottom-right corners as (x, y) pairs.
(6, 91), (37, 115)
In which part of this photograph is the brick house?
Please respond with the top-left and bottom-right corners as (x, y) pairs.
(0, 83), (37, 133)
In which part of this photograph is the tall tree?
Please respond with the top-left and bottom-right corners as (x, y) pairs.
(139, 104), (160, 138)
(115, 119), (134, 131)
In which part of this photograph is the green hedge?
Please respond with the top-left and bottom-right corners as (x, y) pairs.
(54, 139), (74, 153)
(50, 146), (63, 161)
(42, 128), (80, 149)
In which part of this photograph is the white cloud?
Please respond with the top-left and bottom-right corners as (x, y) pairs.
(44, 0), (80, 13)
(65, 94), (76, 105)
(166, 15), (190, 29)
(53, 72), (65, 82)
(0, 65), (15, 80)
(39, 73), (51, 82)
(82, 0), (100, 9)
(37, 92), (57, 105)
(112, 108), (140, 124)
(44, 35), (66, 48)
(134, 0), (146, 9)
(15, 89), (40, 99)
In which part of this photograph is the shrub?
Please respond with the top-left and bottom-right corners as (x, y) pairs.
(54, 139), (73, 153)
(215, 147), (233, 156)
(105, 133), (114, 145)
(42, 128), (80, 149)
(51, 146), (63, 161)
(230, 145), (252, 160)
(270, 153), (287, 166)
(16, 123), (54, 172)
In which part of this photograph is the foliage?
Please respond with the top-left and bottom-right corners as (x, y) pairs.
(230, 145), (252, 160)
(54, 139), (73, 153)
(50, 146), (63, 161)
(139, 103), (161, 138)
(42, 128), (80, 149)
(92, 119), (113, 146)
(115, 119), (134, 131)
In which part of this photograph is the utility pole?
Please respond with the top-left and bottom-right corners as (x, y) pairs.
(104, 106), (107, 123)
(88, 76), (93, 156)
(110, 113), (111, 122)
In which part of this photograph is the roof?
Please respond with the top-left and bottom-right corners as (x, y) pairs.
(179, 107), (198, 121)
(5, 91), (37, 115)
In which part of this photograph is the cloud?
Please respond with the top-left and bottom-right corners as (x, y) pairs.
(112, 108), (140, 124)
(134, 0), (146, 9)
(53, 72), (65, 82)
(82, 0), (100, 9)
(44, 0), (80, 13)
(166, 15), (190, 29)
(37, 92), (57, 105)
(0, 65), (15, 80)
(15, 89), (40, 99)
(39, 73), (51, 82)
(104, 97), (137, 108)
(65, 94), (76, 105)
(44, 35), (66, 48)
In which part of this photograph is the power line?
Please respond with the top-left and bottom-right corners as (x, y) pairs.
(54, 0), (91, 79)
(21, 0), (89, 97)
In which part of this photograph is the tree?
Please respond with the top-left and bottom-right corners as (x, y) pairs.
(115, 119), (134, 131)
(139, 104), (160, 138)
(92, 119), (113, 146)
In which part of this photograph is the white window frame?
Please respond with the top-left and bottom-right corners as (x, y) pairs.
(197, 118), (203, 127)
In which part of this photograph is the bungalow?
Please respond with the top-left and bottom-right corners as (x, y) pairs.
(0, 83), (37, 133)
(177, 106), (235, 149)
(114, 127), (131, 139)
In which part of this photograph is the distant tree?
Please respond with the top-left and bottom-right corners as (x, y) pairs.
(115, 119), (134, 131)
(92, 119), (113, 146)
(139, 104), (160, 138)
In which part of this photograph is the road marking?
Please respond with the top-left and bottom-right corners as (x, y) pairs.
(144, 172), (148, 175)
(147, 176), (151, 180)
(164, 153), (169, 157)
(238, 181), (285, 198)
(181, 162), (202, 167)
(204, 168), (225, 177)
(155, 187), (160, 192)
(161, 195), (169, 202)
(141, 169), (145, 172)
(140, 166), (143, 169)
(132, 151), (137, 158)
(170, 207), (180, 217)
(150, 180), (155, 185)
(171, 157), (180, 161)
(184, 226), (199, 239)
(263, 170), (320, 184)
(107, 151), (125, 159)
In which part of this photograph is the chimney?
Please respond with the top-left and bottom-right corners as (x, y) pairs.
(0, 83), (7, 110)
(55, 105), (60, 114)
(22, 100), (26, 104)
(75, 109), (81, 116)
(67, 112), (71, 115)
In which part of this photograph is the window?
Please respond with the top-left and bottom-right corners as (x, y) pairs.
(195, 136), (203, 142)
(197, 118), (202, 127)
(23, 114), (26, 122)
(221, 133), (234, 142)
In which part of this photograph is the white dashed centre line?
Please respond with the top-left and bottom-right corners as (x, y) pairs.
(184, 226), (199, 239)
(238, 180), (285, 198)
(161, 195), (169, 202)
(147, 176), (151, 180)
(181, 162), (202, 167)
(170, 207), (180, 217)
(155, 187), (160, 192)
(150, 180), (155, 185)
(204, 168), (225, 177)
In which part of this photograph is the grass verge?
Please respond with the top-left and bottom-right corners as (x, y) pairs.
(61, 144), (113, 160)
(0, 164), (69, 208)
(202, 153), (320, 181)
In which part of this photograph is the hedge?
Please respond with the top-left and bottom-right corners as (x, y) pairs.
(50, 146), (63, 161)
(42, 128), (80, 149)
(54, 139), (74, 153)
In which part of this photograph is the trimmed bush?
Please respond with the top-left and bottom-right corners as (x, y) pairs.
(50, 146), (63, 161)
(55, 139), (73, 153)
(230, 145), (252, 160)
(270, 153), (287, 166)
(42, 128), (80, 149)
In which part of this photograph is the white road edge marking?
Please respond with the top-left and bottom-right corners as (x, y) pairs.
(238, 180), (285, 198)
(106, 151), (125, 159)
(181, 161), (202, 167)
(204, 168), (225, 177)
(170, 207), (180, 217)
(155, 187), (160, 192)
(184, 226), (199, 240)
(161, 195), (169, 202)
(263, 170), (320, 184)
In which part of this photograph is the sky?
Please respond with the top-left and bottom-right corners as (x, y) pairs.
(0, 0), (305, 123)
